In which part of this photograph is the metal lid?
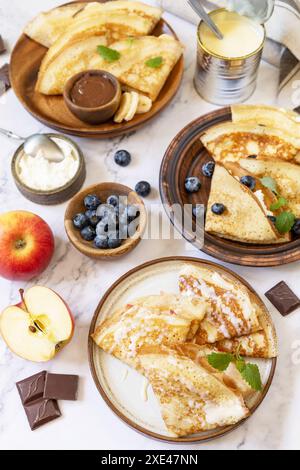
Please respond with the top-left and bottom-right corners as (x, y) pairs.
(224, 0), (275, 23)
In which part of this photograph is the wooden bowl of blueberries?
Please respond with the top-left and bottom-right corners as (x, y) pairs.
(64, 182), (147, 259)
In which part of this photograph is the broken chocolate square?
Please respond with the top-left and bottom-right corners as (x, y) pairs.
(44, 373), (79, 401)
(16, 371), (47, 405)
(24, 399), (61, 430)
(0, 63), (11, 95)
(265, 281), (300, 316)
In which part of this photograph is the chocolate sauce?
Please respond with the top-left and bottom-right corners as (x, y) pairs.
(70, 72), (116, 108)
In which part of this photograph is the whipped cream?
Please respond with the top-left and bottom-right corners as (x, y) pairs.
(16, 137), (80, 191)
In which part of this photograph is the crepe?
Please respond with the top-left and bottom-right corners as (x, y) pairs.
(179, 264), (262, 344)
(37, 33), (183, 98)
(92, 293), (207, 369)
(232, 104), (300, 140)
(138, 345), (249, 437)
(25, 1), (162, 48)
(205, 165), (287, 244)
(24, 3), (86, 48)
(240, 158), (300, 218)
(174, 343), (253, 398)
(201, 122), (300, 164)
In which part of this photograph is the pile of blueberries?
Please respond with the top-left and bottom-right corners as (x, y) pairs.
(73, 193), (141, 250)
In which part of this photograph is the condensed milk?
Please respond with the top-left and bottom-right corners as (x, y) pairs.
(195, 9), (266, 105)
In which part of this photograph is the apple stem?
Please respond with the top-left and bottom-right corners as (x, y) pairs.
(19, 289), (29, 313)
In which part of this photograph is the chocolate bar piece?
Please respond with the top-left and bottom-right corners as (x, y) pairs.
(0, 35), (6, 54)
(0, 63), (10, 95)
(44, 373), (79, 401)
(16, 371), (47, 405)
(265, 281), (300, 317)
(24, 399), (61, 430)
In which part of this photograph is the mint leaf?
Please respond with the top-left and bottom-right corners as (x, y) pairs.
(145, 56), (163, 68)
(207, 352), (233, 372)
(240, 363), (262, 391)
(275, 211), (295, 234)
(270, 197), (287, 211)
(97, 45), (120, 62)
(260, 177), (278, 195)
(235, 358), (246, 373)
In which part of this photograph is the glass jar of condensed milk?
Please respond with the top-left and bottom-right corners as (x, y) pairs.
(194, 8), (266, 105)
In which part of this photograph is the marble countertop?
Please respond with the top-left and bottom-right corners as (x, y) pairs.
(0, 0), (300, 451)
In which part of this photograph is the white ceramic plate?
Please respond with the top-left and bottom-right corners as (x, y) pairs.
(88, 257), (277, 443)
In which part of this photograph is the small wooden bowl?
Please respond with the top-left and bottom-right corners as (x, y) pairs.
(12, 134), (86, 205)
(63, 70), (122, 125)
(64, 183), (147, 259)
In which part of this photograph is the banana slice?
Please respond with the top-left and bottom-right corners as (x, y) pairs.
(137, 95), (152, 114)
(125, 91), (139, 122)
(114, 92), (132, 124)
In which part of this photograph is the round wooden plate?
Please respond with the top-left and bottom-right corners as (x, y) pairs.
(160, 108), (300, 267)
(10, 0), (184, 139)
(88, 256), (276, 444)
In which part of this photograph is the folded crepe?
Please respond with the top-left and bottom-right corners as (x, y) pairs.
(201, 122), (300, 164)
(205, 165), (289, 244)
(25, 1), (162, 48)
(179, 264), (262, 344)
(239, 158), (300, 219)
(24, 3), (86, 48)
(138, 345), (249, 437)
(232, 104), (300, 141)
(92, 293), (206, 369)
(37, 33), (183, 98)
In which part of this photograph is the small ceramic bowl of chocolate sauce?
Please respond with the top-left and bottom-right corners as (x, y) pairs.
(64, 70), (122, 125)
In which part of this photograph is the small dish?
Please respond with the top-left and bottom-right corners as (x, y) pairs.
(11, 133), (86, 205)
(64, 182), (147, 259)
(63, 70), (122, 125)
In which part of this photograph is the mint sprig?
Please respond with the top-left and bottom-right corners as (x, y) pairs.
(145, 56), (163, 68)
(270, 196), (287, 211)
(207, 351), (263, 392)
(97, 45), (121, 62)
(275, 211), (295, 234)
(260, 177), (278, 195)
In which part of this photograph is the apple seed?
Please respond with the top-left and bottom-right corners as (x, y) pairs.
(29, 325), (37, 333)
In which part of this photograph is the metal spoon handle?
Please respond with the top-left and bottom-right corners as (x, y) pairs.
(188, 0), (224, 40)
(0, 128), (25, 141)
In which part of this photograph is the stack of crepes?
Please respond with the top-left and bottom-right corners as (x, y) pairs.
(24, 1), (184, 113)
(202, 105), (300, 244)
(92, 264), (277, 438)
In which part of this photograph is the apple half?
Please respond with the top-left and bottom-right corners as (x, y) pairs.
(0, 286), (74, 362)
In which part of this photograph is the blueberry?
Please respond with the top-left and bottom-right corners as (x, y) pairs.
(135, 181), (151, 198)
(240, 175), (256, 191)
(292, 219), (300, 237)
(211, 203), (226, 215)
(85, 210), (101, 227)
(185, 177), (201, 194)
(268, 215), (277, 224)
(114, 150), (131, 167)
(84, 194), (101, 210)
(97, 204), (116, 219)
(81, 226), (96, 241)
(94, 235), (109, 249)
(108, 234), (122, 249)
(202, 162), (215, 178)
(73, 213), (89, 230)
(126, 205), (140, 221)
(107, 195), (119, 207)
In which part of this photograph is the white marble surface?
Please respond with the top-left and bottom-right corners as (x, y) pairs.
(0, 0), (300, 451)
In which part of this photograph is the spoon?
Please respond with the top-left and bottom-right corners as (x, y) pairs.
(0, 128), (65, 163)
(187, 0), (224, 40)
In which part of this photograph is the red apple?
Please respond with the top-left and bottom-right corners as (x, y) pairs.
(0, 287), (74, 362)
(0, 211), (54, 281)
